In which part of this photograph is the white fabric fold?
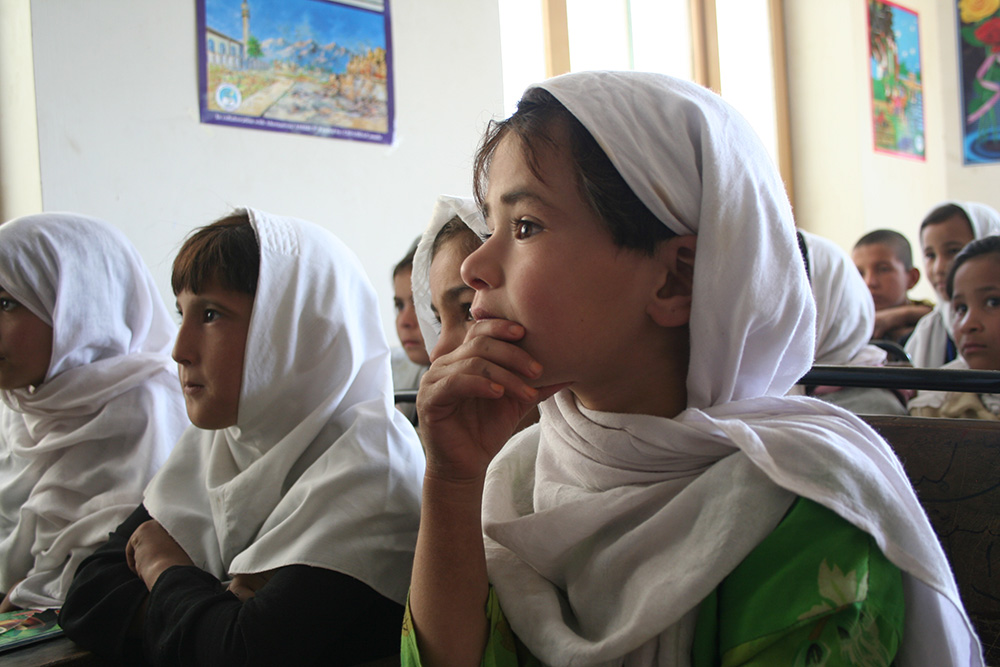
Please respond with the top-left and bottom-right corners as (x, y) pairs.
(460, 72), (980, 665)
(906, 201), (1000, 368)
(0, 213), (186, 609)
(798, 229), (886, 366)
(143, 208), (424, 605)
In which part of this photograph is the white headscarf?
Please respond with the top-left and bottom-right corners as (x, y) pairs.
(449, 72), (979, 666)
(798, 229), (886, 366)
(906, 201), (1000, 368)
(143, 208), (424, 605)
(411, 195), (488, 355)
(0, 213), (186, 609)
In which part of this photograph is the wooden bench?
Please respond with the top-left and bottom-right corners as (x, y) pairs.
(864, 415), (1000, 664)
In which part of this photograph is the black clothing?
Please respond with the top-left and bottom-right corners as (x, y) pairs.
(60, 504), (403, 666)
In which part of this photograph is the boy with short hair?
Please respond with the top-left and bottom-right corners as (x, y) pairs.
(852, 228), (932, 345)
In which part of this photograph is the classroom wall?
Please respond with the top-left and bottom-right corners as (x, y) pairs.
(0, 0), (43, 218)
(11, 0), (503, 343)
(785, 0), (1000, 302)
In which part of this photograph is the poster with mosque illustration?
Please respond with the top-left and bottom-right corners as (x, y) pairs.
(957, 0), (1000, 163)
(868, 1), (925, 160)
(197, 0), (393, 144)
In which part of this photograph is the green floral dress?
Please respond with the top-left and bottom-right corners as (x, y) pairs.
(402, 498), (904, 666)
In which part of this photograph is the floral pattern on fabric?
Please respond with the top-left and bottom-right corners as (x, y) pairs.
(403, 499), (904, 666)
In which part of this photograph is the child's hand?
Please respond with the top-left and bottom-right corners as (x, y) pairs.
(417, 319), (565, 482)
(126, 519), (195, 591)
(227, 570), (275, 601)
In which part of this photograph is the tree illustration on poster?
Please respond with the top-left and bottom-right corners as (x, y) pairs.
(868, 1), (925, 161)
(958, 0), (1000, 163)
(197, 0), (394, 144)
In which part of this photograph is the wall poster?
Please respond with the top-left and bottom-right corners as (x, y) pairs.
(957, 0), (1000, 163)
(197, 0), (393, 144)
(868, 1), (925, 160)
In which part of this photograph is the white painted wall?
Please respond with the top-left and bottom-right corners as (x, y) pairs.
(0, 0), (42, 218)
(22, 0), (503, 342)
(785, 0), (1000, 302)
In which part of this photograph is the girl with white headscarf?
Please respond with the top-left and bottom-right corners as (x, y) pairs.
(59, 209), (425, 665)
(796, 229), (907, 414)
(905, 201), (1000, 367)
(406, 72), (980, 666)
(0, 213), (186, 611)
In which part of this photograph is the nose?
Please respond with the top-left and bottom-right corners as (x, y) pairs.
(460, 237), (500, 292)
(172, 318), (194, 366)
(398, 301), (419, 331)
(957, 307), (982, 336)
(430, 324), (465, 363)
(862, 269), (878, 289)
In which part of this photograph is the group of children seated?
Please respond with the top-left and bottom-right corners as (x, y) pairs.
(849, 202), (1000, 419)
(0, 71), (989, 665)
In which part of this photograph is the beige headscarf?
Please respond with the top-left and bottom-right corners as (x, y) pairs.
(144, 208), (424, 604)
(0, 213), (186, 609)
(475, 72), (979, 666)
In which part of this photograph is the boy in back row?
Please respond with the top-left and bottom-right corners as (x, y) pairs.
(852, 229), (932, 346)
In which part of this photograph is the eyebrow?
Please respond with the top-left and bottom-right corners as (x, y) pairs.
(483, 189), (550, 220)
(441, 284), (473, 303)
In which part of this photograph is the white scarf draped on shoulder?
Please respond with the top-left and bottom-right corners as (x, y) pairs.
(906, 201), (1000, 368)
(409, 72), (979, 665)
(143, 208), (425, 605)
(0, 213), (186, 609)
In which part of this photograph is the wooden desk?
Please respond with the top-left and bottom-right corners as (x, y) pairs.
(4, 636), (101, 666)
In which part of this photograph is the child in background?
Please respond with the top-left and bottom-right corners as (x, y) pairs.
(797, 229), (907, 414)
(0, 213), (185, 611)
(60, 209), (424, 665)
(906, 202), (1000, 367)
(392, 239), (431, 424)
(909, 235), (1000, 419)
(411, 195), (487, 363)
(406, 72), (979, 665)
(852, 229), (932, 345)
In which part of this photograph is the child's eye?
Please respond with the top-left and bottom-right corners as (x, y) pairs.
(924, 251), (936, 261)
(203, 309), (221, 323)
(461, 302), (474, 322)
(0, 297), (17, 312)
(393, 298), (404, 314)
(953, 302), (968, 317)
(988, 297), (1000, 308)
(512, 219), (540, 240)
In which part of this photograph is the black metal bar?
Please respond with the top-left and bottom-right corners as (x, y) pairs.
(799, 365), (1000, 393)
(393, 366), (1000, 404)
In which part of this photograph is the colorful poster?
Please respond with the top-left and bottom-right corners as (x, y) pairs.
(868, 1), (925, 160)
(197, 0), (393, 144)
(957, 0), (1000, 163)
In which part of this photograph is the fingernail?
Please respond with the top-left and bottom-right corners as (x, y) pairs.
(524, 385), (538, 399)
(490, 382), (504, 394)
(509, 323), (524, 335)
(528, 361), (542, 377)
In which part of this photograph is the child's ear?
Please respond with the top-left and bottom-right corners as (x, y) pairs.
(906, 267), (920, 291)
(647, 235), (696, 328)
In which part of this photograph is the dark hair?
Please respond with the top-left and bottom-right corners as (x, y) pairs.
(946, 235), (1000, 299)
(473, 87), (675, 255)
(854, 229), (915, 270)
(920, 204), (972, 238)
(431, 215), (481, 262)
(172, 210), (260, 296)
(392, 237), (421, 280)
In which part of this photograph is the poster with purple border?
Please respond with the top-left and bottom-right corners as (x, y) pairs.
(957, 0), (1000, 164)
(197, 0), (393, 144)
(868, 1), (925, 160)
